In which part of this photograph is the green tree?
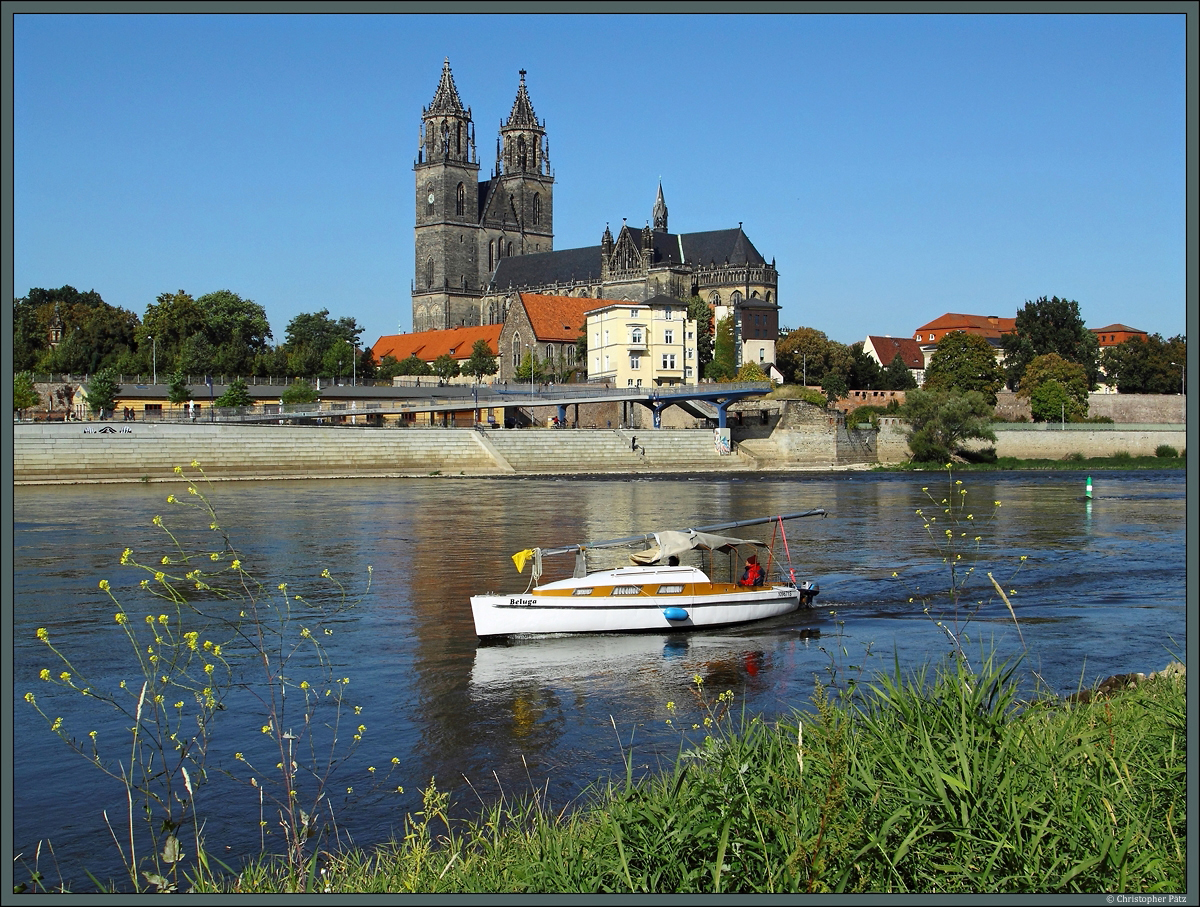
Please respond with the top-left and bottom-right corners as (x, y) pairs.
(15, 286), (138, 374)
(194, 290), (273, 375)
(881, 352), (918, 391)
(736, 361), (768, 383)
(465, 339), (499, 382)
(821, 371), (848, 405)
(775, 326), (847, 387)
(395, 355), (433, 377)
(281, 378), (319, 405)
(922, 332), (1005, 406)
(376, 354), (403, 381)
(322, 340), (355, 381)
(214, 378), (254, 408)
(167, 372), (193, 411)
(687, 295), (714, 378)
(515, 351), (547, 383)
(847, 342), (884, 390)
(84, 368), (121, 418)
(356, 347), (378, 383)
(14, 372), (41, 417)
(1100, 333), (1187, 394)
(706, 314), (737, 381)
(1019, 353), (1089, 421)
(283, 309), (362, 379)
(1001, 295), (1100, 391)
(432, 353), (461, 383)
(901, 388), (998, 463)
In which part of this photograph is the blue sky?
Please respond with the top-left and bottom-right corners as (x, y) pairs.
(13, 12), (1188, 349)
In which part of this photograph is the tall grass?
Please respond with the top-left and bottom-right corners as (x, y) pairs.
(196, 655), (1186, 893)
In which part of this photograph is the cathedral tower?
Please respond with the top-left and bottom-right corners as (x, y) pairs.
(413, 59), (482, 332)
(479, 70), (554, 281)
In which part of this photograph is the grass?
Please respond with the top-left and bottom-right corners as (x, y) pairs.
(884, 454), (1186, 472)
(185, 654), (1187, 894)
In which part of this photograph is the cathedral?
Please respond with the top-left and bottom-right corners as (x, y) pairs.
(412, 59), (782, 363)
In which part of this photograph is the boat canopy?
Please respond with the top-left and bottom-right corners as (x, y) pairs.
(628, 530), (765, 565)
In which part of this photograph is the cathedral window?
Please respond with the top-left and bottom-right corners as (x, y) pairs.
(456, 183), (465, 216)
(517, 135), (527, 171)
(730, 291), (743, 306)
(546, 344), (553, 362)
(709, 291), (721, 307)
(507, 242), (514, 258)
(489, 241), (495, 270)
(425, 258), (434, 289)
(512, 334), (521, 369)
(533, 194), (541, 226)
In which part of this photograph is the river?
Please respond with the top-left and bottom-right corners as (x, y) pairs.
(10, 470), (1187, 891)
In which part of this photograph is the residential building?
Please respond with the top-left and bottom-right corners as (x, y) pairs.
(586, 295), (697, 388)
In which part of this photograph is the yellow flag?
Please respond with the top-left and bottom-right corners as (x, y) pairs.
(512, 549), (535, 573)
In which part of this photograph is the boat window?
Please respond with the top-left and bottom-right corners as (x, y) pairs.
(571, 588), (594, 596)
(657, 584), (684, 594)
(611, 585), (642, 595)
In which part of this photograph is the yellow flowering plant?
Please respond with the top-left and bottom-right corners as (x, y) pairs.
(897, 464), (1027, 665)
(22, 462), (381, 893)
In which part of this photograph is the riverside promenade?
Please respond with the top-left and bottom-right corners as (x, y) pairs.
(11, 418), (1187, 485)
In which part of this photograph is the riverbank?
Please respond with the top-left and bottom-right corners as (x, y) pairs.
(178, 656), (1186, 895)
(11, 421), (1189, 484)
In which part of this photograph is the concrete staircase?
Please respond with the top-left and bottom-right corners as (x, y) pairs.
(479, 428), (753, 474)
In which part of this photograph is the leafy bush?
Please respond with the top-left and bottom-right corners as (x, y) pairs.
(1112, 450), (1133, 461)
(1063, 452), (1085, 462)
(1155, 444), (1179, 458)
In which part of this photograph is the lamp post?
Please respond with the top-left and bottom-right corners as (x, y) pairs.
(1170, 361), (1185, 423)
(150, 335), (156, 385)
(351, 342), (357, 387)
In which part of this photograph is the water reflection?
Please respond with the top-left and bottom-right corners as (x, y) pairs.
(11, 471), (1186, 891)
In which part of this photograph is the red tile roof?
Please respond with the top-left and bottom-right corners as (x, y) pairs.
(913, 313), (1016, 341)
(372, 324), (502, 362)
(865, 336), (925, 369)
(517, 293), (599, 342)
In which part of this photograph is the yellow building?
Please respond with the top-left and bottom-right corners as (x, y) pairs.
(586, 295), (697, 387)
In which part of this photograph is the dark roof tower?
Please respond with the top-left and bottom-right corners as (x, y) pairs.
(419, 58), (474, 165)
(498, 69), (549, 176)
(653, 181), (668, 233)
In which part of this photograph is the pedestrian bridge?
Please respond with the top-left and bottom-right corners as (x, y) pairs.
(206, 381), (772, 428)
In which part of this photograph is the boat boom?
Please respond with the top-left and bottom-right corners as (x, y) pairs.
(534, 509), (828, 558)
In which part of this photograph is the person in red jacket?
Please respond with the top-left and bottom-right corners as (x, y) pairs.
(739, 554), (765, 587)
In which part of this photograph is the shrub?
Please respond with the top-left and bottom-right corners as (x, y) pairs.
(1155, 444), (1179, 458)
(1063, 452), (1085, 462)
(1112, 450), (1133, 461)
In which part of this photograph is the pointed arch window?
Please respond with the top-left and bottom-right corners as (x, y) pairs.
(512, 334), (522, 369)
(730, 291), (743, 306)
(533, 194), (541, 226)
(709, 291), (721, 307)
(488, 241), (495, 270)
(425, 258), (434, 289)
(507, 242), (514, 258)
(517, 135), (527, 171)
(456, 183), (465, 216)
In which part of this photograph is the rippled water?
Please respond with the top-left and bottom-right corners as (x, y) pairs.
(11, 470), (1187, 890)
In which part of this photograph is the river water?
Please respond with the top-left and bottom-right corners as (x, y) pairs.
(10, 470), (1188, 891)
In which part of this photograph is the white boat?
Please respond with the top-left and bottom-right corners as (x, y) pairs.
(470, 510), (827, 637)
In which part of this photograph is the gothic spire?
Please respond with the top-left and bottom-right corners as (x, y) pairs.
(426, 57), (466, 115)
(505, 69), (539, 128)
(653, 180), (668, 232)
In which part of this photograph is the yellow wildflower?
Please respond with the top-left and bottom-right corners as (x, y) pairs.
(39, 669), (50, 681)
(174, 466), (183, 475)
(120, 548), (132, 565)
(153, 515), (163, 526)
(59, 671), (70, 681)
(191, 459), (200, 469)
(36, 628), (48, 641)
(24, 692), (34, 704)
(230, 559), (241, 570)
(51, 717), (62, 731)
(167, 494), (176, 503)
(154, 572), (165, 582)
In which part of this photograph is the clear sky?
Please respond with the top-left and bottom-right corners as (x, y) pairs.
(12, 11), (1188, 349)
